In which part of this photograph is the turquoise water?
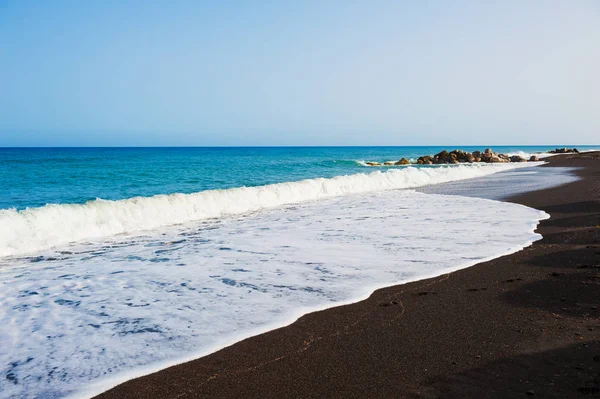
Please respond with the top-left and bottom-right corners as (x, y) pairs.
(1, 146), (596, 210)
(0, 145), (590, 398)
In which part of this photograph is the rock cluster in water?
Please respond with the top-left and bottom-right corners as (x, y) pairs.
(548, 147), (579, 154)
(365, 148), (537, 166)
(366, 158), (410, 167)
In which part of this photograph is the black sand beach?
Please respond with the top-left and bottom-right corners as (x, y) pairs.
(96, 152), (600, 398)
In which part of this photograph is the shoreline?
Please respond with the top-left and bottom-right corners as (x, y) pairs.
(1, 161), (540, 258)
(95, 152), (600, 398)
(80, 205), (546, 399)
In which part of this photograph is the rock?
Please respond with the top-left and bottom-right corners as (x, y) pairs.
(480, 149), (494, 162)
(529, 155), (539, 162)
(413, 149), (480, 164)
(395, 158), (410, 165)
(384, 161), (395, 166)
(548, 147), (579, 154)
(365, 161), (382, 166)
(413, 149), (523, 165)
(433, 150), (449, 164)
(416, 155), (434, 165)
(510, 155), (527, 162)
(433, 150), (470, 164)
(478, 149), (510, 163)
(448, 150), (473, 163)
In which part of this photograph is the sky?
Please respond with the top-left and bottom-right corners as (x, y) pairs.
(0, 1), (599, 146)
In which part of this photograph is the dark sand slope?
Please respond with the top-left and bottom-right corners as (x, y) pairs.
(97, 152), (600, 399)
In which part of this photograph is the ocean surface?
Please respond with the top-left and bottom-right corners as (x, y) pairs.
(0, 146), (596, 398)
(3, 145), (596, 210)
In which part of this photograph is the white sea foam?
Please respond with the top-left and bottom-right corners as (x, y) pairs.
(505, 150), (554, 159)
(0, 188), (548, 399)
(0, 162), (541, 257)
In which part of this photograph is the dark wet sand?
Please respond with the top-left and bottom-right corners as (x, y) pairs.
(96, 152), (600, 399)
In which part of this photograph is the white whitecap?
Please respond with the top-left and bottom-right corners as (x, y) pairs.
(0, 162), (542, 257)
(0, 189), (547, 399)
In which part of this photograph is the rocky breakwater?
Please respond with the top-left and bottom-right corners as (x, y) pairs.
(548, 147), (579, 154)
(366, 148), (539, 167)
(415, 148), (529, 165)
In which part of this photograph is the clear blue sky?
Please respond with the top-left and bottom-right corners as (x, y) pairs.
(1, 1), (598, 146)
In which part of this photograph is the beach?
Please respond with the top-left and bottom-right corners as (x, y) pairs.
(3, 2), (599, 397)
(95, 151), (600, 398)
(0, 148), (597, 398)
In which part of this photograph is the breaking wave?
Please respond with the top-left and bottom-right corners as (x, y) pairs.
(0, 162), (541, 257)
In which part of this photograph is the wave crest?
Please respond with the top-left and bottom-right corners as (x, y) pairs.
(0, 163), (541, 257)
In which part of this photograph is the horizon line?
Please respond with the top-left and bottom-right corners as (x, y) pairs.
(0, 144), (598, 149)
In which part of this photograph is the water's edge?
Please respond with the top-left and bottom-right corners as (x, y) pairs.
(0, 162), (543, 257)
(74, 200), (549, 399)
(2, 162), (569, 399)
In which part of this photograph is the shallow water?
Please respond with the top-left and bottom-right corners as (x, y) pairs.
(0, 147), (582, 398)
(418, 166), (579, 200)
(0, 189), (547, 399)
(0, 162), (542, 257)
(2, 146), (595, 210)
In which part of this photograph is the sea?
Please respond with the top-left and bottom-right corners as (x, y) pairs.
(0, 145), (597, 398)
